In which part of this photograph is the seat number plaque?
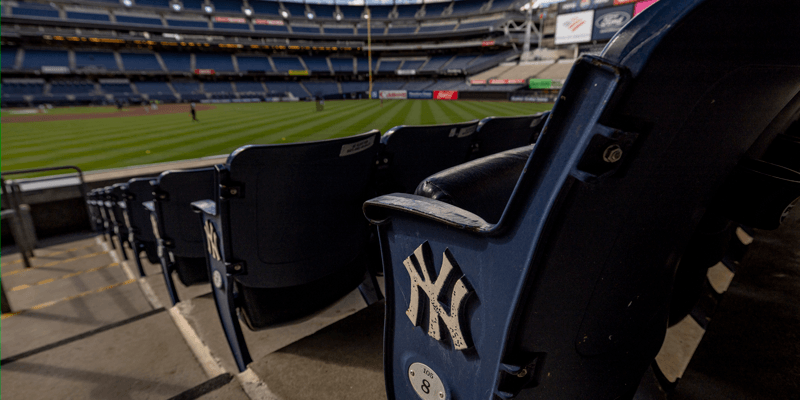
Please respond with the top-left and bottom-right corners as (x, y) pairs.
(408, 362), (446, 400)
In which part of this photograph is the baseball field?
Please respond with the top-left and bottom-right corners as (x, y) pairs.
(1, 100), (553, 174)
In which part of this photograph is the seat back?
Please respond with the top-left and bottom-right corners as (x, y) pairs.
(152, 168), (216, 285)
(110, 184), (131, 238)
(378, 120), (479, 194)
(471, 112), (548, 159)
(218, 130), (380, 327)
(124, 177), (157, 243)
(153, 168), (216, 258)
(364, 0), (800, 398)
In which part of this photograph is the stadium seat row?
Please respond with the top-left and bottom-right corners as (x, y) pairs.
(2, 48), (508, 75)
(85, 112), (549, 371)
(73, 0), (800, 396)
(4, 0), (517, 23)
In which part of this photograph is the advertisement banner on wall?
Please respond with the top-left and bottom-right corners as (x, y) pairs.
(433, 91), (458, 100)
(489, 79), (526, 84)
(214, 16), (247, 23)
(559, 0), (614, 13)
(592, 4), (634, 41)
(379, 90), (407, 99)
(407, 91), (433, 99)
(253, 19), (284, 25)
(613, 0), (637, 5)
(634, 0), (660, 16)
(194, 69), (216, 75)
(555, 10), (595, 45)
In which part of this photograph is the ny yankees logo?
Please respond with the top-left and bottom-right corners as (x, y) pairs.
(204, 220), (222, 261)
(403, 241), (474, 350)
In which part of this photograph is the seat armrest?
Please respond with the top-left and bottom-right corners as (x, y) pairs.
(364, 193), (491, 231)
(414, 145), (533, 224)
(143, 201), (155, 213)
(191, 199), (217, 216)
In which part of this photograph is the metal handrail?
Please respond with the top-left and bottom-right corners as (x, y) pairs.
(1, 166), (93, 268)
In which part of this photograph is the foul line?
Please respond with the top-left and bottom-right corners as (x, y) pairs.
(9, 262), (120, 292)
(1, 279), (136, 320)
(1, 250), (110, 278)
(0, 243), (97, 268)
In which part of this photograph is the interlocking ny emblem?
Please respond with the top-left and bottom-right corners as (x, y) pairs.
(204, 220), (222, 261)
(404, 242), (474, 350)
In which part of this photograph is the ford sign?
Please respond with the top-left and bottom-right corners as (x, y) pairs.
(595, 11), (631, 31)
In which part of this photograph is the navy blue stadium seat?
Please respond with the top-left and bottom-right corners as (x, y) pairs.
(252, 1), (281, 15)
(339, 5), (363, 20)
(204, 82), (233, 93)
(471, 112), (549, 159)
(213, 0), (244, 13)
(329, 57), (354, 73)
(12, 3), (59, 19)
(87, 189), (114, 245)
(368, 5), (393, 19)
(357, 26), (384, 36)
(237, 56), (273, 72)
(120, 53), (163, 71)
(355, 58), (378, 74)
(395, 4), (420, 19)
(291, 25), (320, 34)
(75, 51), (119, 71)
(214, 22), (250, 31)
(234, 81), (266, 94)
(419, 55), (452, 72)
(271, 56), (304, 72)
(323, 26), (354, 35)
(340, 81), (368, 94)
(309, 4), (336, 19)
(167, 19), (209, 28)
(442, 54), (478, 71)
(282, 2), (306, 17)
(136, 0), (170, 7)
(417, 23), (456, 34)
(376, 120), (480, 194)
(488, 0), (516, 11)
(303, 81), (339, 97)
(2, 47), (18, 69)
(364, 0), (800, 398)
(67, 11), (111, 22)
(451, 0), (485, 16)
(195, 53), (235, 72)
(191, 130), (382, 372)
(378, 60), (400, 73)
(22, 50), (68, 70)
(50, 82), (94, 94)
(2, 82), (43, 95)
(160, 52), (192, 71)
(147, 168), (216, 305)
(122, 178), (161, 277)
(136, 82), (172, 94)
(458, 19), (500, 31)
(172, 81), (201, 94)
(254, 24), (288, 33)
(422, 2), (449, 18)
(101, 83), (133, 94)
(115, 15), (163, 26)
(265, 82), (307, 98)
(387, 25), (416, 35)
(107, 185), (134, 261)
(182, 0), (205, 10)
(301, 56), (329, 72)
(400, 60), (425, 71)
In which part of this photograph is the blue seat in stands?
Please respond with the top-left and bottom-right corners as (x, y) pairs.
(364, 0), (800, 398)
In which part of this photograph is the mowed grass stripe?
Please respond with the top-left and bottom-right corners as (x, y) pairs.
(3, 102), (369, 169)
(2, 101), (554, 173)
(2, 102), (358, 159)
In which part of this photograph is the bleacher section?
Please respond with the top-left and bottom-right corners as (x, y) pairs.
(235, 81), (267, 94)
(303, 81), (340, 97)
(195, 54), (235, 72)
(272, 57), (305, 72)
(237, 56), (273, 73)
(160, 53), (191, 72)
(135, 82), (173, 95)
(22, 50), (69, 70)
(120, 53), (163, 71)
(330, 58), (354, 73)
(265, 81), (307, 98)
(302, 56), (330, 73)
(75, 51), (119, 71)
(50, 81), (95, 94)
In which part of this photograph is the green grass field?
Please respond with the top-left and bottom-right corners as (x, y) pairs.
(1, 100), (552, 174)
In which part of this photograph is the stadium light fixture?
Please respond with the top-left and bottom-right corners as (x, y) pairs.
(122, 0), (133, 7)
(204, 5), (214, 14)
(243, 7), (253, 16)
(307, 12), (315, 20)
(171, 1), (182, 12)
(280, 10), (289, 18)
(362, 13), (370, 20)
(335, 12), (343, 21)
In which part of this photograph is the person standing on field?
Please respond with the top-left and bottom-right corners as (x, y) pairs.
(191, 102), (198, 122)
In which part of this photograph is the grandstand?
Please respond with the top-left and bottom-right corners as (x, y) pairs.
(0, 0), (579, 106)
